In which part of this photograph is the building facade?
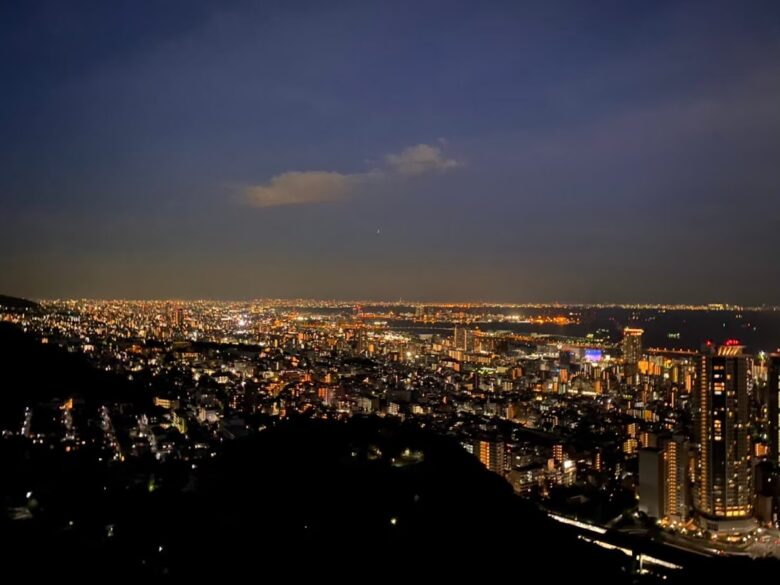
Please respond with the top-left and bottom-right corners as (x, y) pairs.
(769, 353), (780, 465)
(622, 328), (644, 376)
(694, 342), (753, 531)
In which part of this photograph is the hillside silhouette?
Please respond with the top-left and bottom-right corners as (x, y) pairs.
(3, 415), (637, 580)
(0, 322), (151, 425)
(0, 294), (39, 311)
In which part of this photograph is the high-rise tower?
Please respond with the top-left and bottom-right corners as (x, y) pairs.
(768, 352), (780, 465)
(694, 341), (753, 531)
(622, 327), (644, 376)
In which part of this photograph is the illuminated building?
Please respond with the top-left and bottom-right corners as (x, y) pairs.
(552, 443), (564, 464)
(769, 353), (780, 465)
(453, 326), (474, 352)
(198, 406), (220, 424)
(640, 435), (690, 522)
(559, 459), (576, 486)
(172, 410), (188, 434)
(414, 305), (434, 321)
(507, 465), (544, 494)
(694, 342), (753, 531)
(622, 328), (643, 375)
(640, 431), (657, 449)
(357, 396), (378, 413)
(318, 386), (337, 406)
(661, 435), (689, 522)
(154, 396), (180, 410)
(475, 438), (506, 475)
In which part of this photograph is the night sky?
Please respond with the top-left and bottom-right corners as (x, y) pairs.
(1, 0), (778, 303)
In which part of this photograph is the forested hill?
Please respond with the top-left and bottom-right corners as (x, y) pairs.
(0, 294), (40, 311)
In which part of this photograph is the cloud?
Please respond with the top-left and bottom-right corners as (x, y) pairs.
(243, 171), (360, 208)
(243, 143), (459, 208)
(385, 143), (460, 176)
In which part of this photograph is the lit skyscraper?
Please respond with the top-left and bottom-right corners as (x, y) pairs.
(769, 352), (780, 465)
(638, 434), (689, 523)
(453, 326), (474, 352)
(662, 434), (689, 523)
(694, 342), (753, 531)
(173, 307), (184, 328)
(622, 328), (644, 375)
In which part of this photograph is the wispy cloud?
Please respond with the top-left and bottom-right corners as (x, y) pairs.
(242, 143), (459, 208)
(385, 143), (459, 176)
(244, 171), (359, 208)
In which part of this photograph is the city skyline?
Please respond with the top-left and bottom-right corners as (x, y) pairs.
(9, 295), (780, 311)
(2, 0), (779, 303)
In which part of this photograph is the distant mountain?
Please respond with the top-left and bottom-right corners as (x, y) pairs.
(0, 294), (39, 311)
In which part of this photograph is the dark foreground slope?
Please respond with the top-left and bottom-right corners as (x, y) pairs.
(179, 418), (631, 578)
(6, 415), (774, 580)
(0, 322), (151, 425)
(0, 294), (39, 311)
(3, 416), (634, 580)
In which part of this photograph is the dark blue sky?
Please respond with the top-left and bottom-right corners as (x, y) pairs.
(1, 0), (778, 302)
